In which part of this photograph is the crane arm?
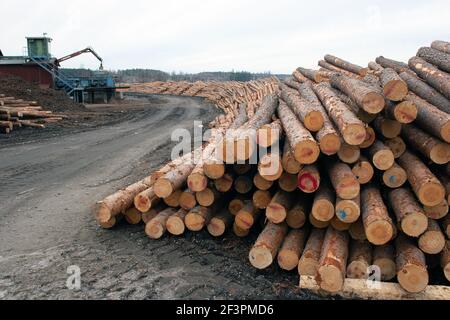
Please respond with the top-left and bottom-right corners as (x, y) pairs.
(57, 47), (103, 70)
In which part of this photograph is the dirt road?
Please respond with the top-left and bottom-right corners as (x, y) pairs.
(0, 95), (316, 300)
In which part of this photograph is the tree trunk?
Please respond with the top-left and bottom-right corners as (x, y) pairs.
(277, 229), (307, 271)
(166, 208), (189, 236)
(351, 156), (374, 184)
(409, 56), (450, 99)
(336, 194), (361, 223)
(388, 188), (428, 237)
(361, 185), (394, 245)
(330, 74), (385, 114)
(266, 191), (295, 224)
(297, 164), (321, 193)
(349, 217), (367, 241)
(312, 83), (366, 145)
(249, 222), (288, 269)
(298, 228), (325, 276)
(324, 54), (368, 76)
(396, 235), (429, 293)
(252, 190), (272, 210)
(258, 153), (283, 181)
(337, 143), (361, 164)
(442, 240), (450, 282)
(207, 209), (233, 237)
(368, 140), (395, 170)
(399, 71), (450, 114)
(179, 189), (197, 210)
(417, 46), (450, 73)
(385, 100), (417, 124)
(281, 142), (302, 174)
(145, 207), (177, 239)
(384, 136), (406, 158)
(379, 68), (408, 101)
(134, 187), (161, 213)
(382, 162), (407, 188)
(418, 218), (446, 254)
(328, 161), (360, 200)
(398, 150), (445, 207)
(375, 56), (410, 74)
(277, 100), (320, 164)
(235, 201), (261, 230)
(286, 201), (308, 229)
(185, 206), (213, 232)
(402, 124), (450, 165)
(316, 227), (349, 293)
(278, 172), (298, 192)
(253, 173), (273, 191)
(311, 184), (335, 222)
(347, 240), (372, 279)
(214, 173), (234, 193)
(280, 85), (324, 132)
(373, 244), (396, 281)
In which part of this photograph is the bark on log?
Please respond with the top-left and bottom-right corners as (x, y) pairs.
(361, 185), (394, 245)
(313, 83), (366, 145)
(349, 217), (367, 241)
(409, 56), (450, 99)
(398, 150), (445, 207)
(389, 188), (428, 237)
(359, 127), (376, 149)
(368, 140), (395, 170)
(329, 87), (378, 123)
(431, 40), (450, 54)
(311, 184), (335, 222)
(373, 244), (396, 281)
(375, 56), (410, 74)
(284, 77), (302, 90)
(297, 164), (321, 193)
(417, 46), (450, 73)
(292, 70), (309, 83)
(346, 240), (372, 279)
(281, 142), (302, 174)
(277, 229), (307, 271)
(277, 100), (320, 164)
(379, 68), (408, 101)
(396, 235), (429, 293)
(351, 156), (374, 184)
(399, 71), (450, 114)
(418, 218), (446, 255)
(328, 161), (360, 200)
(402, 124), (450, 164)
(324, 54), (368, 76)
(296, 67), (331, 83)
(266, 191), (295, 224)
(316, 227), (349, 293)
(318, 60), (361, 78)
(385, 100), (418, 124)
(330, 215), (352, 232)
(249, 222), (288, 269)
(298, 228), (325, 276)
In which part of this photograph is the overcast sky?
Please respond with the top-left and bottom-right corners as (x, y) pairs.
(1, 0), (449, 74)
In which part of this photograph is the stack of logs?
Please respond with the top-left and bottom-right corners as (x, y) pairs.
(119, 78), (280, 128)
(0, 94), (64, 134)
(96, 40), (450, 298)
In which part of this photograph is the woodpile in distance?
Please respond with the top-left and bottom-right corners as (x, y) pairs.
(0, 94), (64, 134)
(96, 40), (450, 299)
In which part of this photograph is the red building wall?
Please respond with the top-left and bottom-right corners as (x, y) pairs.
(0, 64), (53, 88)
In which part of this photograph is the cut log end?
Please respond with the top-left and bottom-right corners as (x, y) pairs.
(352, 161), (374, 185)
(312, 201), (335, 222)
(298, 258), (319, 277)
(401, 212), (429, 238)
(134, 194), (151, 213)
(440, 122), (450, 143)
(207, 217), (226, 237)
(317, 265), (345, 293)
(145, 222), (164, 240)
(342, 124), (367, 146)
(382, 165), (407, 188)
(185, 213), (206, 232)
(336, 200), (360, 223)
(394, 101), (418, 124)
(373, 150), (395, 171)
(249, 246), (274, 270)
(319, 133), (341, 155)
(374, 258), (397, 282)
(304, 111), (325, 132)
(298, 173), (320, 194)
(419, 231), (446, 255)
(294, 141), (320, 165)
(278, 250), (300, 271)
(187, 172), (208, 192)
(166, 216), (185, 236)
(154, 179), (173, 198)
(383, 80), (408, 102)
(418, 182), (446, 207)
(366, 220), (394, 245)
(362, 92), (385, 114)
(266, 203), (287, 224)
(430, 143), (450, 165)
(95, 202), (112, 224)
(347, 260), (369, 279)
(204, 163), (225, 180)
(397, 264), (429, 294)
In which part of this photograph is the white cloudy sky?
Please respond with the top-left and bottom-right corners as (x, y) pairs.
(1, 0), (449, 73)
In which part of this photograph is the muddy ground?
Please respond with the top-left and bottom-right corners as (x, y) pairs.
(0, 94), (322, 300)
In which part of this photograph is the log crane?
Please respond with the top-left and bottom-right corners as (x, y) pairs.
(56, 47), (104, 70)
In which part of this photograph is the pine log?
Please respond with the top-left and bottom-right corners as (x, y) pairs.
(348, 217), (367, 241)
(249, 222), (288, 269)
(278, 229), (307, 271)
(417, 46), (450, 73)
(368, 61), (384, 74)
(401, 124), (450, 165)
(399, 71), (450, 114)
(196, 186), (220, 207)
(359, 127), (376, 149)
(379, 68), (408, 101)
(418, 218), (446, 255)
(368, 140), (395, 170)
(281, 142), (302, 174)
(346, 240), (372, 279)
(234, 175), (253, 194)
(133, 187), (160, 213)
(311, 184), (335, 222)
(233, 222), (250, 237)
(384, 136), (406, 158)
(141, 205), (164, 224)
(423, 200), (448, 220)
(409, 56), (450, 99)
(145, 207), (177, 239)
(373, 244), (396, 281)
(385, 100), (418, 124)
(316, 227), (349, 293)
(252, 190), (272, 210)
(324, 54), (368, 76)
(396, 235), (429, 293)
(214, 173), (233, 193)
(398, 150), (445, 207)
(258, 153), (283, 181)
(284, 77), (302, 90)
(278, 172), (298, 192)
(124, 207), (142, 225)
(442, 215), (450, 238)
(405, 93), (450, 142)
(185, 206), (213, 232)
(373, 116), (402, 139)
(166, 208), (189, 236)
(337, 143), (361, 164)
(179, 189), (197, 210)
(298, 228), (325, 276)
(235, 201), (261, 230)
(286, 201), (308, 229)
(382, 162), (407, 188)
(351, 156), (374, 184)
(318, 60), (361, 78)
(335, 194), (361, 224)
(375, 56), (410, 74)
(163, 189), (182, 207)
(292, 70), (309, 83)
(296, 67), (331, 83)
(313, 83), (366, 145)
(309, 212), (331, 229)
(328, 161), (360, 200)
(389, 188), (428, 237)
(442, 240), (450, 282)
(361, 186), (394, 245)
(207, 209), (233, 237)
(330, 215), (352, 231)
(297, 164), (320, 193)
(257, 119), (282, 148)
(329, 87), (378, 123)
(229, 197), (246, 216)
(266, 191), (295, 224)
(253, 173), (273, 191)
(330, 74), (384, 114)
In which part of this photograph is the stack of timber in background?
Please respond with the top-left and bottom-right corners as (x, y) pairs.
(0, 94), (65, 134)
(95, 40), (450, 299)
